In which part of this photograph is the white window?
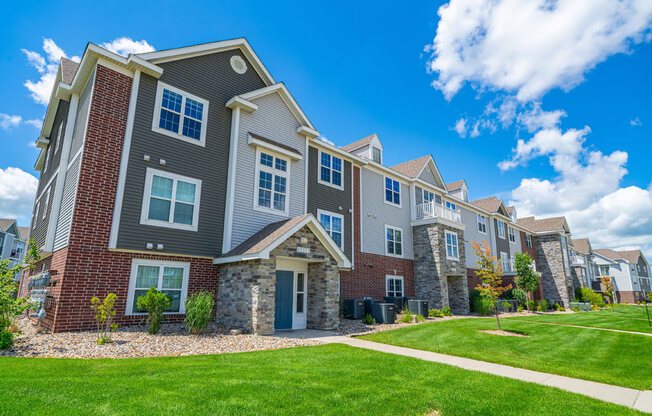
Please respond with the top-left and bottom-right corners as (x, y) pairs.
(385, 225), (403, 257)
(42, 188), (50, 219)
(477, 214), (487, 234)
(141, 168), (202, 231)
(10, 241), (25, 259)
(255, 150), (289, 215)
(497, 220), (506, 239)
(445, 230), (459, 260)
(508, 226), (516, 243)
(318, 210), (344, 249)
(525, 234), (533, 248)
(599, 265), (610, 276)
(423, 189), (434, 204)
(500, 252), (509, 271)
(43, 144), (52, 172)
(372, 147), (382, 163)
(384, 177), (401, 206)
(296, 272), (305, 314)
(386, 275), (404, 297)
(54, 122), (63, 154)
(152, 82), (209, 146)
(445, 200), (456, 210)
(127, 259), (189, 315)
(509, 254), (515, 273)
(319, 151), (343, 189)
(32, 202), (40, 229)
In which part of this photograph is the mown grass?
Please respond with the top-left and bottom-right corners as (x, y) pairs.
(511, 309), (652, 333)
(0, 344), (642, 416)
(362, 317), (652, 390)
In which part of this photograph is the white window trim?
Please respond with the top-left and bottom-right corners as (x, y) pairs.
(497, 220), (506, 239)
(317, 149), (344, 190)
(385, 275), (404, 297)
(253, 148), (290, 217)
(385, 224), (404, 258)
(42, 187), (50, 219)
(525, 233), (533, 248)
(477, 214), (487, 234)
(125, 259), (190, 316)
(372, 146), (382, 164)
(152, 81), (209, 147)
(500, 252), (509, 271)
(423, 189), (434, 204)
(445, 230), (459, 261)
(317, 209), (344, 250)
(54, 122), (63, 154)
(383, 176), (402, 208)
(140, 167), (202, 232)
(32, 202), (40, 229)
(508, 226), (516, 243)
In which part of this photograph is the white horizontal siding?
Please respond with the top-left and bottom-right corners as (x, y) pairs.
(53, 155), (81, 251)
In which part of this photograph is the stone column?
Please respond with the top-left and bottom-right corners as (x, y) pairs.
(307, 259), (340, 330)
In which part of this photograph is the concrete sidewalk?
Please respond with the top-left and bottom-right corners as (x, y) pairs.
(280, 330), (652, 413)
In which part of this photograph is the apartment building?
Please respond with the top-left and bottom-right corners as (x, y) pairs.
(569, 238), (596, 290)
(593, 249), (650, 303)
(0, 219), (28, 271)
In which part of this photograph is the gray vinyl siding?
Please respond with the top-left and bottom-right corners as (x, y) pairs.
(230, 93), (307, 249)
(306, 145), (352, 260)
(31, 179), (56, 249)
(418, 167), (441, 188)
(494, 218), (510, 259)
(116, 50), (266, 257)
(69, 70), (95, 159)
(461, 207), (493, 269)
(637, 256), (649, 277)
(53, 155), (81, 251)
(360, 168), (413, 259)
(508, 224), (522, 262)
(37, 100), (69, 196)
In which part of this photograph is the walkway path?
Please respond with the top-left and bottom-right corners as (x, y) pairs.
(280, 330), (652, 413)
(511, 319), (652, 336)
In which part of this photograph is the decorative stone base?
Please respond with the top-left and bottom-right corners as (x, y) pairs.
(534, 234), (572, 306)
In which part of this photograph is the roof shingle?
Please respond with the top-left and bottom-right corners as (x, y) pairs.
(341, 134), (376, 152)
(220, 214), (311, 257)
(390, 155), (431, 178)
(445, 180), (465, 191)
(572, 238), (591, 253)
(518, 216), (567, 233)
(60, 58), (79, 84)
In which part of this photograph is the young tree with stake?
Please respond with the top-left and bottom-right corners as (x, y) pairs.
(514, 252), (540, 313)
(472, 241), (512, 331)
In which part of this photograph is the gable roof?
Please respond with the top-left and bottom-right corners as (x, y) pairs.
(469, 197), (510, 217)
(341, 134), (378, 152)
(60, 57), (79, 84)
(390, 155), (431, 178)
(506, 206), (514, 215)
(572, 238), (591, 254)
(18, 227), (30, 240)
(595, 249), (644, 264)
(0, 219), (16, 233)
(446, 180), (466, 192)
(215, 214), (350, 268)
(518, 216), (569, 233)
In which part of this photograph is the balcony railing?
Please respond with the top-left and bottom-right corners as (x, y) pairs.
(570, 255), (585, 266)
(415, 202), (462, 223)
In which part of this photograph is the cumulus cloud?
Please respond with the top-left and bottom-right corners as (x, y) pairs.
(0, 168), (38, 224)
(426, 0), (652, 101)
(317, 136), (335, 146)
(453, 118), (467, 137)
(0, 114), (41, 130)
(630, 117), (642, 126)
(100, 37), (155, 56)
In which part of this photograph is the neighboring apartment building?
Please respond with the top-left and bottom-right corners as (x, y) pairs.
(24, 39), (350, 334)
(593, 249), (650, 303)
(0, 219), (28, 271)
(569, 238), (596, 290)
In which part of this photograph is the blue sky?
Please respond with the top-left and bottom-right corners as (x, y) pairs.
(1, 1), (651, 255)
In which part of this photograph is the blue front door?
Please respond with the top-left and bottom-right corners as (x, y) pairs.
(274, 270), (293, 330)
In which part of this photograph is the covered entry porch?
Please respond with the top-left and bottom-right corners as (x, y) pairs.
(215, 214), (350, 334)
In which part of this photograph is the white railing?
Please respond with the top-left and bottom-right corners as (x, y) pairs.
(571, 255), (585, 266)
(415, 202), (462, 223)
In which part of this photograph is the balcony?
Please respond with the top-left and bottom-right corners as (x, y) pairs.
(415, 202), (462, 224)
(570, 255), (585, 266)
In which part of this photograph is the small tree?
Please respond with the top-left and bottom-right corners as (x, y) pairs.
(0, 239), (40, 349)
(472, 241), (512, 331)
(600, 276), (615, 311)
(137, 287), (171, 334)
(90, 293), (118, 344)
(514, 252), (539, 313)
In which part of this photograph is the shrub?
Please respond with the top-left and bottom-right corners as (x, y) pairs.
(0, 328), (13, 349)
(537, 300), (549, 311)
(185, 291), (213, 334)
(474, 296), (494, 316)
(527, 300), (536, 310)
(469, 289), (482, 312)
(441, 306), (452, 317)
(416, 315), (426, 322)
(511, 289), (527, 306)
(429, 308), (443, 318)
(558, 307), (566, 312)
(572, 306), (580, 312)
(501, 301), (512, 312)
(136, 287), (171, 334)
(517, 305), (524, 312)
(552, 303), (560, 311)
(398, 310), (414, 323)
(578, 288), (605, 308)
(90, 293), (118, 345)
(362, 314), (375, 325)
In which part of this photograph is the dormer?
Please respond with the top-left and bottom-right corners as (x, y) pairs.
(445, 180), (469, 202)
(341, 133), (383, 164)
(507, 206), (517, 221)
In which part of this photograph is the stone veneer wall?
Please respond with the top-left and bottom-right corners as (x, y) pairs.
(534, 234), (571, 305)
(217, 225), (339, 334)
(413, 222), (469, 314)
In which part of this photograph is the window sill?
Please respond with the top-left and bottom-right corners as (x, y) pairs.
(383, 200), (402, 209)
(253, 205), (289, 217)
(317, 179), (344, 191)
(140, 219), (198, 232)
(152, 126), (206, 147)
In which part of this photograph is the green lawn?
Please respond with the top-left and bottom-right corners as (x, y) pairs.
(0, 344), (641, 416)
(362, 318), (652, 390)
(510, 309), (652, 333)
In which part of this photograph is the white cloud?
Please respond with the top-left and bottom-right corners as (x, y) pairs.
(0, 167), (38, 224)
(517, 103), (566, 133)
(317, 136), (335, 146)
(426, 0), (652, 101)
(630, 117), (642, 126)
(100, 38), (155, 56)
(453, 118), (467, 137)
(0, 114), (23, 130)
(24, 119), (42, 129)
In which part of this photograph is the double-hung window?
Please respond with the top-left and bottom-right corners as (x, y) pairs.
(319, 151), (343, 189)
(500, 252), (509, 271)
(318, 210), (343, 249)
(128, 260), (189, 315)
(153, 82), (209, 146)
(423, 190), (434, 204)
(32, 202), (40, 229)
(42, 187), (50, 219)
(54, 122), (63, 154)
(386, 275), (404, 297)
(477, 214), (487, 234)
(384, 177), (401, 206)
(525, 233), (533, 248)
(508, 226), (516, 242)
(256, 151), (289, 215)
(445, 230), (459, 260)
(599, 265), (610, 276)
(372, 147), (382, 163)
(386, 225), (403, 257)
(141, 168), (201, 231)
(497, 220), (506, 239)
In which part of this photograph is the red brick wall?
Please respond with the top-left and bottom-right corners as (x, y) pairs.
(340, 166), (414, 300)
(616, 291), (643, 304)
(31, 64), (220, 332)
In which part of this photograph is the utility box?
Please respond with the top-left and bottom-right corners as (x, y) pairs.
(363, 299), (377, 317)
(371, 302), (396, 324)
(407, 299), (428, 317)
(342, 299), (365, 319)
(384, 296), (405, 311)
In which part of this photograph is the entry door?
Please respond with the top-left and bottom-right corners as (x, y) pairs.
(275, 270), (294, 330)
